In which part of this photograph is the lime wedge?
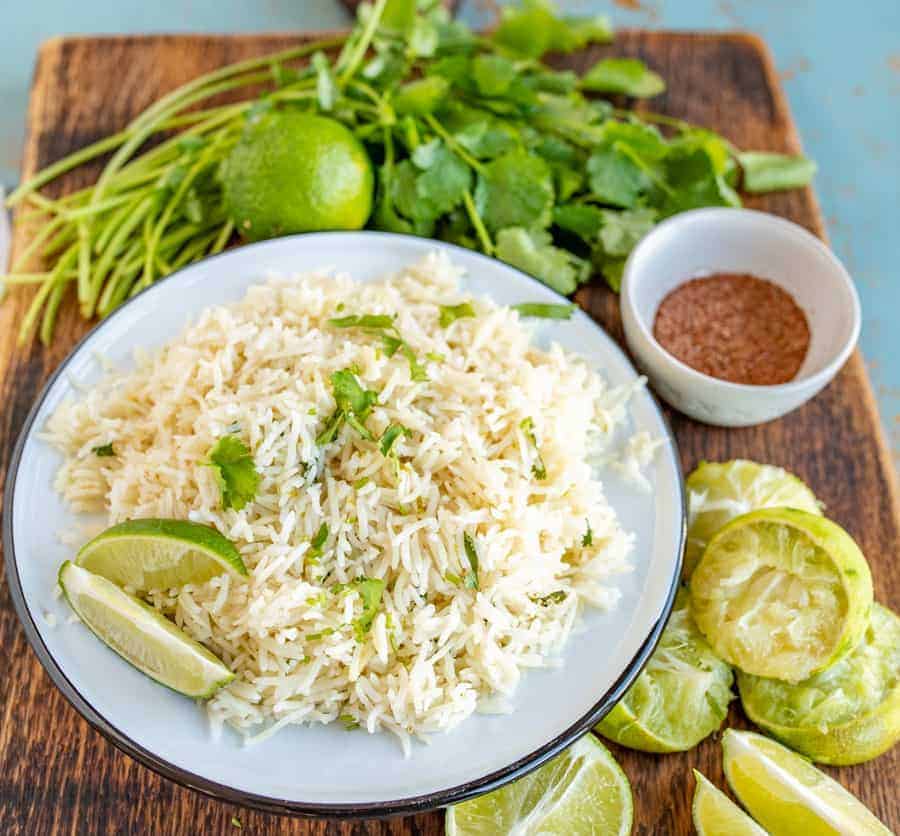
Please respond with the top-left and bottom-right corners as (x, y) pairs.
(690, 508), (873, 682)
(445, 735), (632, 836)
(59, 561), (233, 698)
(738, 602), (900, 765)
(692, 770), (767, 836)
(685, 460), (821, 578)
(722, 729), (891, 835)
(76, 518), (247, 592)
(595, 588), (734, 752)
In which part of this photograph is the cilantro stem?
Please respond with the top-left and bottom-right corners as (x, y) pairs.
(463, 191), (493, 255)
(337, 0), (388, 87)
(423, 114), (485, 174)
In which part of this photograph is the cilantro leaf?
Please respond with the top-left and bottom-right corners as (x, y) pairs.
(511, 302), (574, 320)
(657, 146), (740, 216)
(207, 436), (260, 511)
(454, 121), (519, 161)
(475, 151), (554, 235)
(738, 152), (817, 193)
(307, 522), (329, 562)
(582, 520), (593, 547)
(439, 302), (476, 327)
(553, 203), (605, 241)
(339, 713), (360, 730)
(581, 58), (666, 98)
(92, 443), (116, 457)
(587, 147), (649, 208)
(463, 532), (480, 590)
(380, 423), (411, 456)
(329, 313), (395, 330)
(492, 1), (611, 59)
(520, 417), (547, 479)
(411, 140), (472, 216)
(495, 228), (588, 295)
(332, 369), (378, 420)
(599, 120), (669, 160)
(598, 208), (657, 257)
(530, 590), (567, 606)
(472, 54), (518, 97)
(393, 76), (450, 116)
(352, 577), (386, 640)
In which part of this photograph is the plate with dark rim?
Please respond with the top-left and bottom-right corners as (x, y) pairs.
(4, 231), (683, 817)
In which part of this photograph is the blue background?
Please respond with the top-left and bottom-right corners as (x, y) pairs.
(4, 1), (898, 461)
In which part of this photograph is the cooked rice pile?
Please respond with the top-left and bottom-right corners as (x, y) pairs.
(45, 252), (636, 752)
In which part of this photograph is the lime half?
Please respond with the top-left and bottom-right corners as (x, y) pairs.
(685, 460), (821, 578)
(76, 518), (247, 592)
(738, 602), (900, 765)
(59, 561), (233, 698)
(690, 508), (873, 682)
(595, 588), (733, 752)
(446, 735), (632, 836)
(692, 770), (767, 836)
(722, 729), (891, 835)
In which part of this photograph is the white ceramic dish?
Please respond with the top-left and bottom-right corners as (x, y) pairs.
(4, 232), (684, 817)
(621, 208), (861, 427)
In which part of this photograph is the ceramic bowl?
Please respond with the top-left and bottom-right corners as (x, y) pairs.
(620, 208), (861, 427)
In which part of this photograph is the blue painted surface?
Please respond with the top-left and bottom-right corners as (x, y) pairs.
(4, 1), (899, 457)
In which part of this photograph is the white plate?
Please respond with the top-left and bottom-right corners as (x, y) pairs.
(4, 232), (684, 816)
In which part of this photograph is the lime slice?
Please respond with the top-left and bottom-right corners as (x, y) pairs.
(722, 729), (891, 835)
(445, 735), (632, 836)
(685, 460), (821, 578)
(59, 561), (233, 698)
(692, 770), (767, 836)
(738, 602), (900, 765)
(595, 588), (734, 752)
(76, 518), (247, 592)
(690, 508), (873, 682)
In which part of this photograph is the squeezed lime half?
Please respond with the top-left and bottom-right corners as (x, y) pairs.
(692, 770), (767, 836)
(690, 508), (873, 682)
(595, 588), (733, 752)
(738, 602), (899, 765)
(722, 729), (891, 835)
(684, 459), (821, 578)
(445, 734), (633, 836)
(76, 518), (247, 592)
(59, 561), (233, 698)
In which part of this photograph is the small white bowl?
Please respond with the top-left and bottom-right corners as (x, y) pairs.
(620, 208), (861, 427)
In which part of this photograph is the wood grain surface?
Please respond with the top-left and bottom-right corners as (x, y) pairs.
(1, 31), (897, 836)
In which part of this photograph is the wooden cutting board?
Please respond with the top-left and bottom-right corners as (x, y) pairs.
(1, 31), (898, 836)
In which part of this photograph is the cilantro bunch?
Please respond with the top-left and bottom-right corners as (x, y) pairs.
(5, 0), (815, 344)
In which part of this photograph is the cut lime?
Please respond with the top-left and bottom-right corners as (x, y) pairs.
(738, 602), (900, 765)
(690, 508), (873, 682)
(692, 770), (767, 836)
(685, 460), (821, 578)
(445, 735), (632, 836)
(76, 518), (247, 592)
(722, 729), (891, 835)
(59, 561), (233, 698)
(595, 588), (733, 752)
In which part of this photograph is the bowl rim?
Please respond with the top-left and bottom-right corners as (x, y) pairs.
(621, 207), (862, 395)
(3, 230), (686, 819)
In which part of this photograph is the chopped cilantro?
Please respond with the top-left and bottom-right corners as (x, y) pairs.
(463, 532), (480, 590)
(520, 417), (547, 480)
(353, 476), (371, 490)
(445, 571), (463, 587)
(425, 351), (445, 363)
(511, 303), (575, 320)
(307, 522), (329, 562)
(530, 590), (568, 606)
(339, 713), (360, 730)
(316, 369), (379, 445)
(92, 443), (115, 457)
(438, 302), (476, 327)
(352, 577), (386, 640)
(307, 406), (317, 416)
(207, 436), (259, 511)
(380, 423), (412, 457)
(329, 313), (396, 330)
(582, 520), (593, 547)
(306, 627), (335, 641)
(328, 314), (428, 383)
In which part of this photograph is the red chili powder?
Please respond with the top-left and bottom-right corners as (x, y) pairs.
(652, 273), (810, 385)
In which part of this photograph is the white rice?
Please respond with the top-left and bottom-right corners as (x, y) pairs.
(44, 252), (639, 753)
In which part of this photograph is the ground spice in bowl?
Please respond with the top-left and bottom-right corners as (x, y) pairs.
(652, 273), (810, 385)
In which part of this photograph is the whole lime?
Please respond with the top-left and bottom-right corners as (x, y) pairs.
(222, 109), (373, 241)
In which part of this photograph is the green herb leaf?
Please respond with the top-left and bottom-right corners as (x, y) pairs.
(657, 146), (740, 216)
(339, 713), (360, 730)
(519, 417), (547, 479)
(582, 520), (593, 547)
(445, 571), (463, 587)
(316, 410), (345, 446)
(393, 76), (450, 116)
(587, 148), (648, 208)
(738, 152), (817, 193)
(92, 443), (116, 457)
(473, 54), (518, 97)
(463, 532), (480, 590)
(332, 369), (378, 421)
(492, 1), (611, 59)
(475, 151), (555, 235)
(553, 203), (605, 241)
(380, 423), (411, 456)
(439, 302), (476, 327)
(352, 577), (386, 639)
(511, 302), (574, 320)
(353, 476), (370, 490)
(598, 208), (657, 257)
(530, 590), (567, 606)
(495, 228), (588, 295)
(207, 436), (260, 511)
(411, 140), (472, 217)
(329, 313), (396, 330)
(581, 58), (665, 98)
